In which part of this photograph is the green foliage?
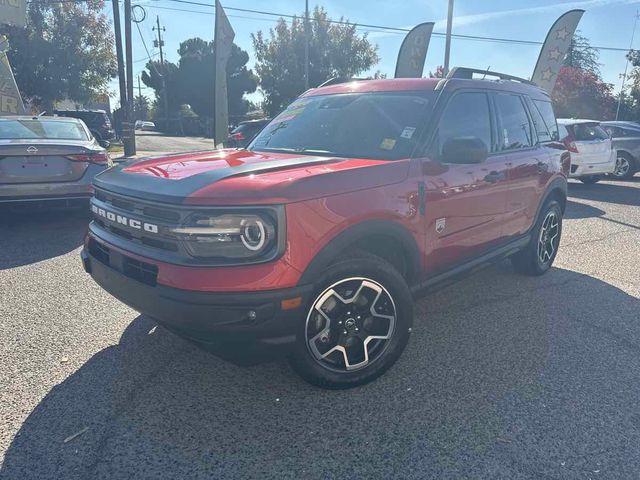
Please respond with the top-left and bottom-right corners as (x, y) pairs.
(563, 32), (601, 77)
(141, 38), (257, 120)
(619, 50), (640, 121)
(0, 0), (117, 111)
(134, 95), (150, 121)
(252, 7), (379, 115)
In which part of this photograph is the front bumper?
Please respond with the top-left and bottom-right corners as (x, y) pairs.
(81, 245), (312, 364)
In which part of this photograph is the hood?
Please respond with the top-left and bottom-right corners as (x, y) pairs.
(94, 149), (410, 205)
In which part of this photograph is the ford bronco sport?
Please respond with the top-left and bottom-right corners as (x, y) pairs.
(82, 68), (569, 389)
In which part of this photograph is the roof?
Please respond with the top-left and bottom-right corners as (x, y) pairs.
(601, 120), (640, 128)
(303, 76), (549, 100)
(557, 118), (601, 125)
(0, 115), (83, 123)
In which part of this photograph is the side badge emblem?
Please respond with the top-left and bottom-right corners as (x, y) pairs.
(435, 218), (446, 234)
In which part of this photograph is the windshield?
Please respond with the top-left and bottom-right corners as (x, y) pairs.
(248, 92), (433, 160)
(0, 119), (89, 141)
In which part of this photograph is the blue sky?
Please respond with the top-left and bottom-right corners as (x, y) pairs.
(108, 0), (640, 106)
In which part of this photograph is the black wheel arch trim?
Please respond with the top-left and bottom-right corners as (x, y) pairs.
(297, 219), (421, 286)
(536, 176), (567, 218)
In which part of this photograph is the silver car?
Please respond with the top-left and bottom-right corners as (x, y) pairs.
(0, 116), (112, 204)
(601, 121), (640, 180)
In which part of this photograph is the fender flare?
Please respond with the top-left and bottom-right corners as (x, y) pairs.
(534, 176), (568, 223)
(297, 219), (421, 286)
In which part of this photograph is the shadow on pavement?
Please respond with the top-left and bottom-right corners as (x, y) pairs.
(2, 266), (640, 479)
(564, 200), (606, 220)
(0, 207), (90, 269)
(568, 180), (640, 207)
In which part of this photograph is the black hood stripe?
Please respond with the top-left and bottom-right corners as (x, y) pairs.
(93, 155), (341, 204)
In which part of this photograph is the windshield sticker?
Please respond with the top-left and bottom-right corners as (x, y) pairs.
(400, 127), (416, 139)
(379, 138), (397, 150)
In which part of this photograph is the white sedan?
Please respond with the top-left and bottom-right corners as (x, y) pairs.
(557, 119), (616, 184)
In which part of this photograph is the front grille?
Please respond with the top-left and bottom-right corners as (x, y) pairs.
(89, 238), (110, 265)
(92, 188), (182, 253)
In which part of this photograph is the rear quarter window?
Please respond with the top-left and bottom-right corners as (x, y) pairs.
(532, 100), (559, 142)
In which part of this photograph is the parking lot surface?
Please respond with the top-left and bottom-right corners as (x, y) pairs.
(0, 178), (638, 479)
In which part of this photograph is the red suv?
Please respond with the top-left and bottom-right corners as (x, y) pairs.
(82, 68), (569, 388)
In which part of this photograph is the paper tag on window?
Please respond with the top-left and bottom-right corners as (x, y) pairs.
(400, 127), (416, 139)
(380, 138), (396, 150)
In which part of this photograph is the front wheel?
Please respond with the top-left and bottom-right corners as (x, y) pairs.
(289, 251), (413, 389)
(511, 200), (563, 276)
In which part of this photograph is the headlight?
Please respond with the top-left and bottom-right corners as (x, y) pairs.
(171, 212), (279, 261)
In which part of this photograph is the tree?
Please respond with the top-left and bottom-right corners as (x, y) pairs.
(619, 49), (640, 121)
(134, 95), (150, 121)
(552, 67), (615, 119)
(141, 38), (257, 122)
(563, 32), (601, 77)
(252, 7), (379, 115)
(0, 0), (117, 111)
(429, 66), (445, 78)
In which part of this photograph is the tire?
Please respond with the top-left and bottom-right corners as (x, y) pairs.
(289, 250), (413, 389)
(579, 175), (601, 184)
(611, 152), (636, 180)
(511, 200), (563, 276)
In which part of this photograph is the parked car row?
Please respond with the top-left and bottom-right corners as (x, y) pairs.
(558, 118), (639, 183)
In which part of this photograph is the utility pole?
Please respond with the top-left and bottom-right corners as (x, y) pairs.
(153, 16), (170, 131)
(111, 0), (129, 151)
(123, 0), (136, 155)
(443, 0), (454, 75)
(304, 0), (309, 90)
(137, 75), (142, 99)
(616, 10), (640, 120)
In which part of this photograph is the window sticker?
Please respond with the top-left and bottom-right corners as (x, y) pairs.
(379, 138), (397, 150)
(400, 126), (416, 139)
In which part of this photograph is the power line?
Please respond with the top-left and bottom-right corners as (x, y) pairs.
(24, 0), (636, 53)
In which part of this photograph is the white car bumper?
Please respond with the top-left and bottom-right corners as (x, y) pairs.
(569, 151), (616, 177)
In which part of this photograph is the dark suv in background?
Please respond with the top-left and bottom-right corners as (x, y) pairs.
(54, 109), (115, 147)
(227, 119), (270, 148)
(601, 121), (640, 179)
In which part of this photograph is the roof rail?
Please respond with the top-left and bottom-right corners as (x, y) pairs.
(447, 67), (537, 86)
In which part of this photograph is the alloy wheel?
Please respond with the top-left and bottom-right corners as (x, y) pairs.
(614, 155), (630, 178)
(538, 211), (560, 265)
(305, 277), (396, 372)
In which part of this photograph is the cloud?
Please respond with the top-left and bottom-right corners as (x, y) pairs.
(368, 0), (637, 39)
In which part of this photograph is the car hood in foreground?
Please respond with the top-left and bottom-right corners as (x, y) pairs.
(94, 149), (411, 205)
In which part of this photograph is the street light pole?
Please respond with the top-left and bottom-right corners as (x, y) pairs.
(153, 16), (170, 131)
(304, 0), (309, 90)
(615, 10), (640, 121)
(123, 0), (136, 155)
(443, 0), (454, 75)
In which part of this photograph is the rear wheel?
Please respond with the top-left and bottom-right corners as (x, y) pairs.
(289, 251), (412, 389)
(511, 200), (563, 276)
(579, 175), (601, 184)
(611, 152), (636, 180)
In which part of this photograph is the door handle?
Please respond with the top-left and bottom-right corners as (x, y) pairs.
(536, 160), (548, 173)
(484, 171), (504, 183)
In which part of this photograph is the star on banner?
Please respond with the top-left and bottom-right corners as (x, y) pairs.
(541, 68), (554, 81)
(556, 28), (570, 41)
(548, 47), (562, 62)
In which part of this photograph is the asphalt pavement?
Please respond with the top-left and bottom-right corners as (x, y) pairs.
(0, 178), (639, 479)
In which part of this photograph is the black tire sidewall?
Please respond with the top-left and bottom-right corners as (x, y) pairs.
(289, 253), (413, 389)
(613, 153), (636, 180)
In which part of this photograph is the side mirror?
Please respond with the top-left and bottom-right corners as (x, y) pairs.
(98, 139), (110, 149)
(441, 136), (488, 164)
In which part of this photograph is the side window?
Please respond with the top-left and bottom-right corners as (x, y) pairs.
(532, 100), (559, 142)
(622, 127), (640, 138)
(435, 92), (493, 158)
(495, 94), (533, 150)
(528, 99), (552, 143)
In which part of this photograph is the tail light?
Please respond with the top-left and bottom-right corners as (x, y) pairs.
(562, 136), (578, 153)
(67, 152), (111, 165)
(230, 132), (245, 141)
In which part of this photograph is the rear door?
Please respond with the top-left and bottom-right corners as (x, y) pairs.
(569, 122), (611, 164)
(421, 90), (510, 274)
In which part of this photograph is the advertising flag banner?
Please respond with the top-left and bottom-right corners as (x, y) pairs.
(0, 36), (26, 115)
(395, 22), (434, 78)
(214, 0), (235, 146)
(0, 0), (27, 28)
(532, 10), (585, 93)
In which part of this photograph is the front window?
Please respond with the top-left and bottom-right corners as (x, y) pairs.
(0, 119), (89, 141)
(248, 91), (433, 160)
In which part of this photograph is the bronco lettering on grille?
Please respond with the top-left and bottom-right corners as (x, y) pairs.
(92, 204), (159, 233)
